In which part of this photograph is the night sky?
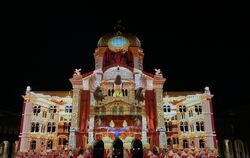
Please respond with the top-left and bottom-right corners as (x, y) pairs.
(1, 4), (250, 116)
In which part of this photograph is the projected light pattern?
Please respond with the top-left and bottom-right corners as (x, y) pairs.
(110, 36), (128, 47)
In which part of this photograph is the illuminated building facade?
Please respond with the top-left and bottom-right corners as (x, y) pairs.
(18, 29), (217, 152)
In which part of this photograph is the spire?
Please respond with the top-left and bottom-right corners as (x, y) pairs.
(114, 20), (125, 35)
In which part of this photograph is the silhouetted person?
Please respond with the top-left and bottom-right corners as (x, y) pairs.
(131, 139), (143, 158)
(112, 137), (123, 158)
(93, 140), (104, 158)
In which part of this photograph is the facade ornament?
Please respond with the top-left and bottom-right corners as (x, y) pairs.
(154, 68), (162, 75)
(135, 87), (144, 104)
(96, 118), (102, 127)
(26, 86), (31, 95)
(204, 86), (211, 95)
(93, 86), (106, 102)
(113, 75), (123, 97)
(74, 68), (82, 76)
(135, 117), (141, 127)
(122, 120), (128, 127)
(109, 120), (115, 128)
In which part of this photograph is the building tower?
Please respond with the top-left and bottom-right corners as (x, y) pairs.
(69, 26), (167, 149)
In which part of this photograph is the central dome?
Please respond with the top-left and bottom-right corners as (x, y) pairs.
(97, 32), (141, 47)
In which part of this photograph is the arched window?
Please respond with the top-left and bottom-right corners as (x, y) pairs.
(173, 137), (176, 144)
(50, 106), (56, 113)
(183, 105), (186, 112)
(179, 105), (186, 113)
(200, 122), (205, 131)
(199, 139), (205, 148)
(167, 105), (171, 112)
(163, 105), (167, 112)
(108, 89), (111, 96)
(111, 89), (114, 96)
(125, 89), (128, 96)
(180, 122), (184, 132)
(196, 122), (200, 131)
(33, 106), (41, 115)
(47, 122), (52, 132)
(69, 106), (72, 113)
(184, 122), (189, 131)
(179, 106), (183, 112)
(35, 123), (39, 132)
(195, 105), (202, 114)
(63, 138), (68, 145)
(65, 106), (69, 113)
(33, 106), (37, 114)
(37, 106), (41, 113)
(122, 89), (125, 96)
(183, 140), (189, 148)
(195, 105), (198, 113)
(47, 140), (53, 149)
(53, 106), (56, 113)
(52, 123), (56, 132)
(31, 122), (35, 132)
(199, 105), (202, 113)
(167, 138), (172, 145)
(30, 140), (36, 150)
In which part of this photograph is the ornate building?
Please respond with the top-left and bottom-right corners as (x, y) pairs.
(18, 29), (217, 152)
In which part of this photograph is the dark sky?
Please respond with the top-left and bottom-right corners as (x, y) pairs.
(1, 3), (250, 115)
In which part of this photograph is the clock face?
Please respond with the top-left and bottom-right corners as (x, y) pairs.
(108, 36), (129, 52)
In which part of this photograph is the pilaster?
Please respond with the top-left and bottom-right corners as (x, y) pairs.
(69, 88), (81, 148)
(141, 115), (148, 144)
(88, 116), (95, 144)
(153, 74), (167, 147)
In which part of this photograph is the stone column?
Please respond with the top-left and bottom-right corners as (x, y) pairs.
(69, 88), (81, 148)
(19, 88), (33, 152)
(141, 115), (148, 144)
(69, 74), (83, 149)
(203, 87), (216, 149)
(153, 74), (167, 148)
(2, 141), (9, 158)
(88, 116), (95, 144)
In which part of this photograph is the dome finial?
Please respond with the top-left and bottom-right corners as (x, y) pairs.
(114, 20), (125, 34)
